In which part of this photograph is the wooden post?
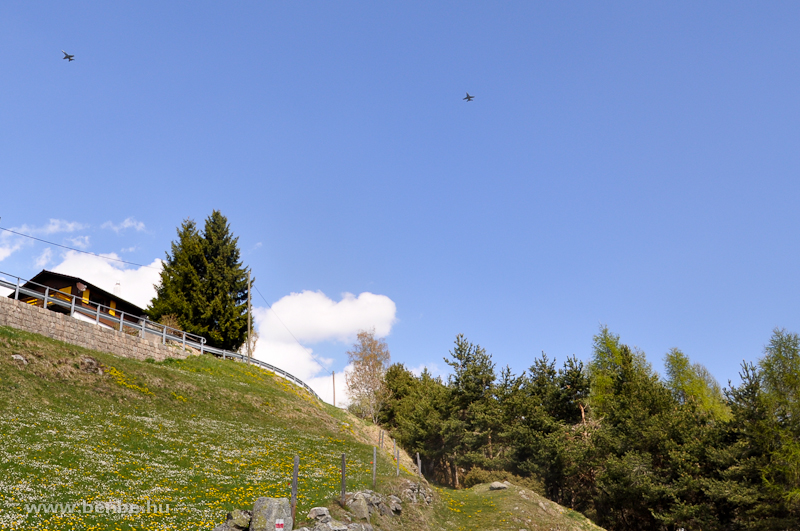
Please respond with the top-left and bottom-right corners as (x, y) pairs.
(332, 371), (336, 406)
(372, 446), (377, 489)
(291, 455), (299, 521)
(395, 445), (399, 477)
(340, 453), (346, 507)
(417, 452), (422, 494)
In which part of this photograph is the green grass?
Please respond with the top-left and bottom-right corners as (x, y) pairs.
(0, 325), (604, 531)
(0, 326), (396, 530)
(430, 483), (605, 531)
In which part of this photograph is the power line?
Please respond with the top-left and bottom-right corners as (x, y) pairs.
(0, 226), (160, 270)
(253, 284), (312, 354)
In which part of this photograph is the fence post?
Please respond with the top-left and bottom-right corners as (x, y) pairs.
(417, 452), (422, 494)
(182, 332), (186, 352)
(140, 316), (145, 340)
(340, 453), (346, 507)
(69, 295), (75, 317)
(396, 445), (399, 477)
(14, 277), (19, 300)
(372, 446), (377, 489)
(200, 338), (205, 356)
(291, 455), (299, 521)
(119, 312), (124, 332)
(95, 304), (100, 324)
(162, 325), (166, 344)
(43, 287), (49, 308)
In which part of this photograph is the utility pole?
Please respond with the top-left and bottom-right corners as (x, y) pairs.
(247, 270), (251, 364)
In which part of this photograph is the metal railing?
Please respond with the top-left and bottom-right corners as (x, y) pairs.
(0, 272), (321, 401)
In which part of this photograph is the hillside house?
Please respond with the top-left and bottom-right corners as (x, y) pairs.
(8, 270), (145, 328)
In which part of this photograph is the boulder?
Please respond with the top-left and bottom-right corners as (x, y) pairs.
(307, 507), (330, 521)
(489, 481), (508, 490)
(346, 492), (369, 520)
(251, 497), (293, 531)
(315, 520), (349, 531)
(11, 354), (27, 365)
(228, 509), (252, 529)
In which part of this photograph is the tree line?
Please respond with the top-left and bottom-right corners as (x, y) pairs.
(370, 327), (800, 531)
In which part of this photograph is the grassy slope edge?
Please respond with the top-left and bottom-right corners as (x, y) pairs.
(0, 325), (603, 531)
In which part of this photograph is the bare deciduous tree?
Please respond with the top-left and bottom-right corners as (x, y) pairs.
(345, 329), (391, 423)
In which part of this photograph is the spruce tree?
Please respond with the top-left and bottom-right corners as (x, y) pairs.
(147, 211), (251, 351)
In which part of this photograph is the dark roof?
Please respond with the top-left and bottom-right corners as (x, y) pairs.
(19, 269), (146, 315)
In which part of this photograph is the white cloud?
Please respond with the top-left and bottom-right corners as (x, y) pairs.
(37, 219), (88, 235)
(259, 290), (396, 344)
(0, 219), (88, 262)
(51, 251), (162, 309)
(67, 235), (90, 249)
(251, 290), (397, 403)
(101, 218), (146, 233)
(408, 362), (445, 379)
(34, 248), (53, 268)
(0, 242), (22, 262)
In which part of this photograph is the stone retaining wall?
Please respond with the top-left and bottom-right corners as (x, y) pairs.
(0, 295), (192, 362)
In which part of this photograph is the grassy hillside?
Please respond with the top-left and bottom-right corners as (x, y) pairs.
(0, 325), (603, 531)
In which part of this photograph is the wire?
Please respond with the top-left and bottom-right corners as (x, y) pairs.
(0, 226), (160, 270)
(253, 284), (312, 354)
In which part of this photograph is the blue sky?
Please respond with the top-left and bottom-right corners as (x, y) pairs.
(2, 2), (799, 400)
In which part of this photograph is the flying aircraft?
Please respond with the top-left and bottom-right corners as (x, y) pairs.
(62, 50), (74, 62)
(463, 92), (474, 102)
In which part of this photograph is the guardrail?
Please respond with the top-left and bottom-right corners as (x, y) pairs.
(0, 272), (321, 401)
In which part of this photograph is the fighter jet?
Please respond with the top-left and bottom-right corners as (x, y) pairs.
(463, 92), (474, 102)
(62, 50), (74, 62)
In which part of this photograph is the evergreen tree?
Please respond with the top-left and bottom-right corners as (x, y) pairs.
(664, 348), (730, 420)
(443, 334), (500, 473)
(147, 219), (208, 337)
(199, 211), (250, 350)
(147, 211), (251, 351)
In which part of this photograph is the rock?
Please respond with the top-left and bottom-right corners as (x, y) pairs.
(315, 520), (349, 531)
(11, 354), (27, 365)
(489, 481), (508, 490)
(250, 497), (293, 531)
(308, 507), (330, 521)
(347, 524), (374, 531)
(347, 492), (369, 520)
(399, 479), (433, 504)
(227, 509), (252, 529)
(387, 495), (402, 514)
(80, 356), (102, 374)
